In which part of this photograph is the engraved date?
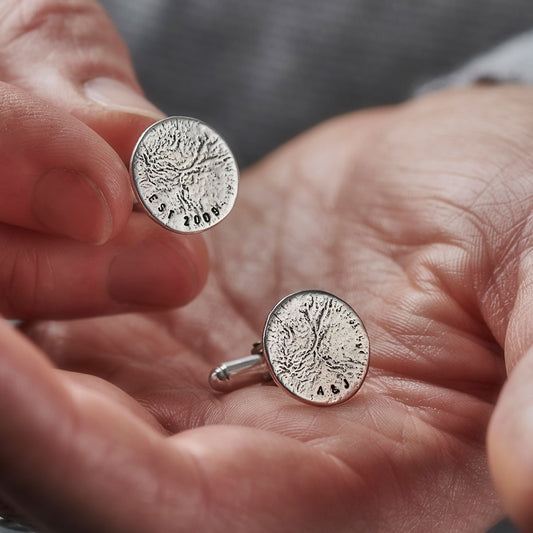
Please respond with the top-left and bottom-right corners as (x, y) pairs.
(148, 194), (221, 226)
(184, 205), (221, 227)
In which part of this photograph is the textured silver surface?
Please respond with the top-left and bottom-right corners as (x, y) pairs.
(263, 290), (369, 405)
(130, 117), (239, 233)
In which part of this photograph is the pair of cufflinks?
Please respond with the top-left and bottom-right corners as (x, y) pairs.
(130, 117), (370, 406)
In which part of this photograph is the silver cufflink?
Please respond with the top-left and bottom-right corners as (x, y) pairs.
(130, 116), (239, 233)
(209, 290), (370, 406)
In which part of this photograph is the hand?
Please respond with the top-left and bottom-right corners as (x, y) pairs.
(0, 0), (208, 318)
(5, 85), (533, 532)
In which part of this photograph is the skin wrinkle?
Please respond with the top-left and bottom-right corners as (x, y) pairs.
(1, 3), (103, 83)
(394, 381), (495, 445)
(369, 362), (499, 433)
(502, 248), (533, 369)
(375, 306), (503, 395)
(0, 1), (144, 143)
(373, 257), (489, 348)
(3, 0), (94, 43)
(472, 207), (533, 285)
(468, 161), (532, 226)
(476, 216), (533, 350)
(459, 142), (528, 216)
(413, 110), (533, 357)
(338, 160), (504, 426)
(41, 322), (180, 416)
(6, 0), (124, 77)
(396, 243), (495, 342)
(364, 150), (504, 386)
(488, 202), (533, 273)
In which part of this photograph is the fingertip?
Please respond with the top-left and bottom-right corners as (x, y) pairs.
(488, 348), (533, 531)
(92, 158), (134, 244)
(0, 83), (134, 244)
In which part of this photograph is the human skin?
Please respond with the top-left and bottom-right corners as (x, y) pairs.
(0, 0), (209, 317)
(0, 84), (532, 532)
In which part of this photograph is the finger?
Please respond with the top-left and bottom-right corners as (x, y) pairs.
(488, 347), (533, 532)
(0, 82), (132, 243)
(0, 0), (164, 162)
(0, 320), (357, 532)
(488, 259), (533, 532)
(0, 318), (170, 531)
(0, 212), (208, 319)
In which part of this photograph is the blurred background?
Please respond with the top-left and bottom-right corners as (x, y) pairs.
(4, 0), (533, 531)
(101, 0), (533, 169)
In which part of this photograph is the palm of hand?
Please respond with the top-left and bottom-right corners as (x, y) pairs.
(22, 87), (532, 532)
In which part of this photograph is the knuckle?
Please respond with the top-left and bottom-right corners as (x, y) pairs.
(0, 0), (128, 79)
(2, 0), (96, 41)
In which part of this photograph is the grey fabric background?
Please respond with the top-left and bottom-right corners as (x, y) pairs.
(101, 0), (533, 167)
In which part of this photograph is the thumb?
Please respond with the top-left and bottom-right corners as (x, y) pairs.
(0, 0), (164, 162)
(488, 349), (533, 532)
(488, 262), (533, 532)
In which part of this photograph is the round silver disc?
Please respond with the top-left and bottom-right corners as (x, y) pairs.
(263, 290), (369, 406)
(130, 116), (239, 233)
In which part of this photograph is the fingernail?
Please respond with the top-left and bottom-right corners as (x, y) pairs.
(32, 169), (112, 243)
(84, 78), (164, 119)
(108, 240), (198, 307)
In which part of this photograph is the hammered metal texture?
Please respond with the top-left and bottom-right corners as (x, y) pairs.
(130, 117), (239, 233)
(263, 290), (369, 405)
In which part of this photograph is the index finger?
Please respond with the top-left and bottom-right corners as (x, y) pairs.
(0, 82), (132, 243)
